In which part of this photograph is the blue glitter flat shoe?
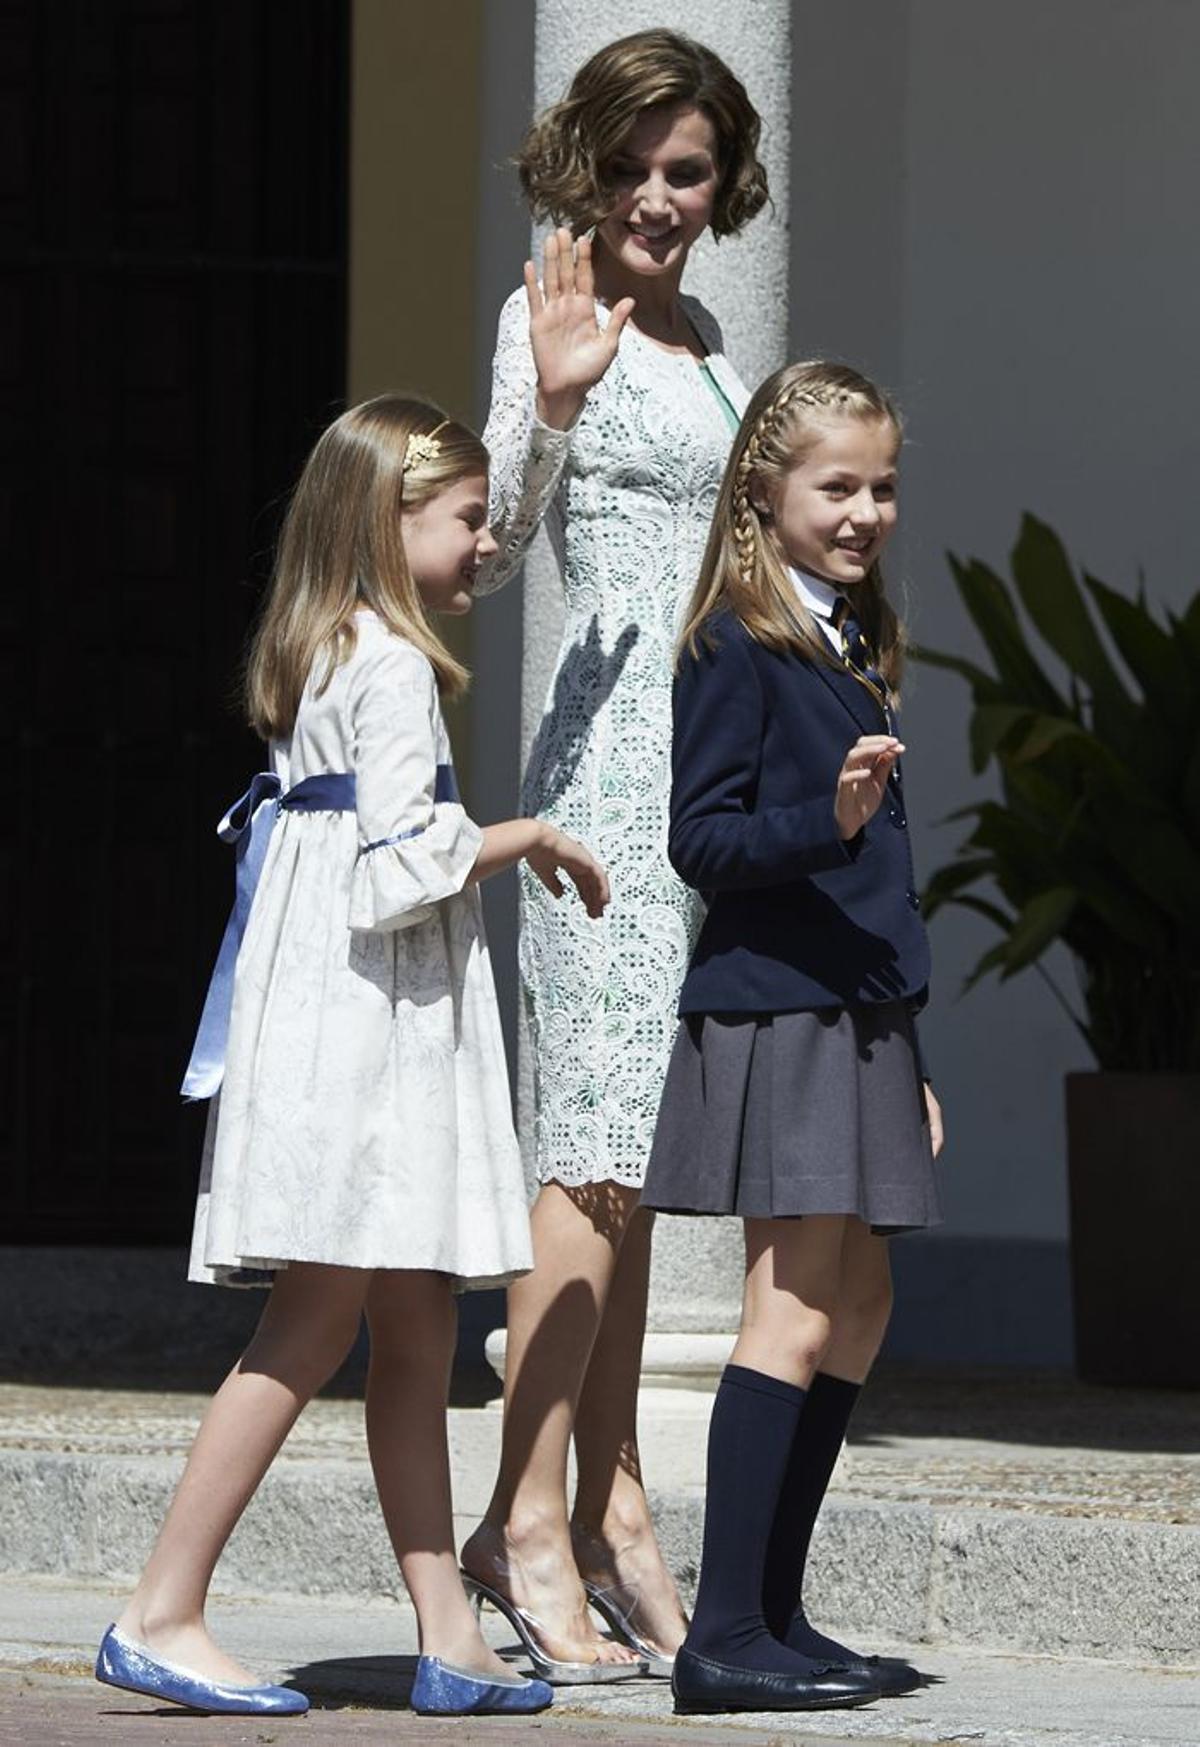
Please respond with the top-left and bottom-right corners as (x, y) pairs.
(410, 1655), (553, 1715)
(95, 1624), (309, 1716)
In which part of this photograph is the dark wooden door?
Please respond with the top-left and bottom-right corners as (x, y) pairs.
(0, 0), (349, 1241)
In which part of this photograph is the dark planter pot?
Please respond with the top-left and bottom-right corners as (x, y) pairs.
(1066, 1071), (1200, 1388)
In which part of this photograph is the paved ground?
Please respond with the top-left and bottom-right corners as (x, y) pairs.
(1, 1575), (1197, 1747)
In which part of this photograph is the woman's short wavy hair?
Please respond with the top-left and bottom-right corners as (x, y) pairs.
(518, 30), (768, 240)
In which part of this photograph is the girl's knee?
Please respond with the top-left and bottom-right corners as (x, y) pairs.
(788, 1310), (835, 1375)
(247, 1274), (365, 1387)
(241, 1315), (359, 1393)
(367, 1316), (454, 1378)
(742, 1302), (833, 1376)
(830, 1278), (893, 1364)
(366, 1281), (456, 1375)
(836, 1231), (893, 1339)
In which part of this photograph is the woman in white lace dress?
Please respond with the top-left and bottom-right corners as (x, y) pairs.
(462, 31), (768, 1680)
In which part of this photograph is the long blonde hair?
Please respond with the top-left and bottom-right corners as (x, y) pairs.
(679, 361), (906, 694)
(245, 396), (484, 741)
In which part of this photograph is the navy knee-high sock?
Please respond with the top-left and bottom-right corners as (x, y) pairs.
(762, 1370), (861, 1654)
(686, 1364), (834, 1674)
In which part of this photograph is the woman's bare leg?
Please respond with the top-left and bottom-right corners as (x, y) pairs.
(114, 1264), (368, 1684)
(364, 1271), (513, 1678)
(460, 1180), (642, 1666)
(570, 1206), (688, 1656)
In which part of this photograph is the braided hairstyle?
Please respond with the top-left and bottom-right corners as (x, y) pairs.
(680, 360), (906, 694)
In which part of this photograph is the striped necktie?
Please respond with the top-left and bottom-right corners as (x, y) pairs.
(832, 596), (890, 717)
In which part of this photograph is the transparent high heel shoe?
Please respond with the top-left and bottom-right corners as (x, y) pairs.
(460, 1571), (648, 1685)
(580, 1579), (677, 1678)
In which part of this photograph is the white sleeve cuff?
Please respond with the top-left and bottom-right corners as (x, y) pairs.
(348, 807), (483, 932)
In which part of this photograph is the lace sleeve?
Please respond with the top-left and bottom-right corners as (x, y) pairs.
(475, 287), (572, 597)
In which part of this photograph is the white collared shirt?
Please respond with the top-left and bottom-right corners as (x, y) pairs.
(788, 566), (843, 654)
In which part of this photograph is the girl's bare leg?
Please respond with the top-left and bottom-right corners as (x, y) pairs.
(363, 1270), (512, 1679)
(681, 1216), (848, 1669)
(570, 1206), (688, 1657)
(733, 1215), (848, 1385)
(114, 1263), (369, 1684)
(460, 1181), (642, 1666)
(760, 1219), (896, 1661)
(820, 1219), (894, 1382)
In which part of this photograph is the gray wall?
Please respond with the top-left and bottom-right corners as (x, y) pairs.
(470, 1), (1200, 1364)
(470, 0), (537, 1072)
(791, 0), (1200, 1361)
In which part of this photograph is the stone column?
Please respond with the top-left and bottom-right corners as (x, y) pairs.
(518, 1), (792, 1389)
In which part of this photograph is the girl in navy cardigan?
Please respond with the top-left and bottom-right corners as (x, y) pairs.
(643, 360), (944, 1716)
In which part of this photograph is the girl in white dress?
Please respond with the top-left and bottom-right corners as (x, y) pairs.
(95, 397), (607, 1720)
(462, 30), (767, 1681)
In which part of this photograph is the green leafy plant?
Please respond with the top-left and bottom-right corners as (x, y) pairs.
(916, 514), (1200, 1071)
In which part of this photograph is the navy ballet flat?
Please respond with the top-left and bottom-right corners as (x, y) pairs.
(95, 1624), (309, 1716)
(785, 1612), (923, 1695)
(410, 1655), (554, 1715)
(821, 1648), (922, 1697)
(671, 1644), (880, 1714)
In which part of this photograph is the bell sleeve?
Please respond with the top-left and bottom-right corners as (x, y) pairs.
(347, 639), (483, 932)
(473, 286), (573, 596)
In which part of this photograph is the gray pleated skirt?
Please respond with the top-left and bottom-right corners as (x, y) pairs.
(641, 1003), (941, 1233)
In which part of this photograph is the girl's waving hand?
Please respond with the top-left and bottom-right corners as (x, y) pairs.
(834, 735), (905, 842)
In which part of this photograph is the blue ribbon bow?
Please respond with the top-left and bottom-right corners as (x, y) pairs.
(181, 771), (357, 1100)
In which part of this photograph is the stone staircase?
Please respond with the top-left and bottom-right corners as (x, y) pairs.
(2, 1368), (1197, 1670)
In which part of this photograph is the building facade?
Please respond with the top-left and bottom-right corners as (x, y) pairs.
(7, 0), (1198, 1372)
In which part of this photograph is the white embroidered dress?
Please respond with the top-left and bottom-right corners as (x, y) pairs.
(189, 613), (533, 1291)
(480, 288), (748, 1188)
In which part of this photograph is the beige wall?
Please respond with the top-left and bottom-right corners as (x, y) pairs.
(348, 0), (484, 759)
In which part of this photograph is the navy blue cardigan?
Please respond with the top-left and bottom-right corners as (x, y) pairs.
(669, 610), (931, 1018)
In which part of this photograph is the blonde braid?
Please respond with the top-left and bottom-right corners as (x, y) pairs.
(731, 440), (761, 589)
(679, 358), (904, 670)
(731, 379), (828, 587)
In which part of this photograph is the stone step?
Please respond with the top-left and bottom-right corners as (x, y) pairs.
(1, 1378), (1197, 1671)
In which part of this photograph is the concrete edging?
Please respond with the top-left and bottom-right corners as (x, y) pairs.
(2, 1447), (1195, 1670)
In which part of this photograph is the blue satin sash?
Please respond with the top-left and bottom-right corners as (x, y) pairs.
(181, 771), (357, 1100)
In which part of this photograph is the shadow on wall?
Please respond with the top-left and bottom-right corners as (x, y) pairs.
(885, 1234), (1074, 1371)
(0, 1247), (503, 1405)
(7, 1243), (1196, 1452)
(851, 1358), (1200, 1455)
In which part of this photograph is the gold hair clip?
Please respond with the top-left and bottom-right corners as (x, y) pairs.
(403, 421), (449, 473)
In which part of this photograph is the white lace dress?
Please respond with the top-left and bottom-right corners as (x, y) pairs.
(479, 288), (749, 1188)
(189, 613), (534, 1291)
